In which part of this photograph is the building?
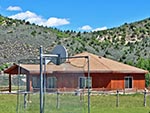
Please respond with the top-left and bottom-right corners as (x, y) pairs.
(4, 52), (148, 92)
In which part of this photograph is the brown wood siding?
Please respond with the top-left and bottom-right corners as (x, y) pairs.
(91, 73), (111, 89)
(132, 74), (145, 89)
(89, 73), (145, 90)
(29, 72), (145, 91)
(54, 73), (84, 89)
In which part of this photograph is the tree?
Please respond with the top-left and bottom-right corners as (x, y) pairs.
(145, 73), (150, 87)
(136, 58), (150, 87)
(136, 58), (150, 71)
(76, 31), (81, 37)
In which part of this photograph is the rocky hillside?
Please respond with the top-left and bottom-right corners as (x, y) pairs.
(93, 18), (150, 43)
(0, 15), (150, 67)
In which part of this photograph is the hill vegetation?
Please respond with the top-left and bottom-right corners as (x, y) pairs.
(0, 15), (150, 73)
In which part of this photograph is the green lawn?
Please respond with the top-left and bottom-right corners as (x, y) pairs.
(0, 93), (150, 113)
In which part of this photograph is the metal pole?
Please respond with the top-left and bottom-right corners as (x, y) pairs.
(116, 90), (119, 107)
(43, 58), (47, 113)
(56, 90), (60, 109)
(87, 56), (90, 113)
(40, 46), (44, 113)
(144, 89), (146, 107)
(16, 64), (21, 113)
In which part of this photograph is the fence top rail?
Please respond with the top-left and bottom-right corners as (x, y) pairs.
(0, 91), (33, 94)
(0, 89), (147, 95)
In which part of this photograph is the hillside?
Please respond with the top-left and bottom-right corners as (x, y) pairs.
(0, 15), (150, 68)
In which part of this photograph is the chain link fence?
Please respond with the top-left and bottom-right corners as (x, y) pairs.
(1, 74), (150, 113)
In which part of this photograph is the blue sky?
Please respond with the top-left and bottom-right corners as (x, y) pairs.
(0, 0), (150, 31)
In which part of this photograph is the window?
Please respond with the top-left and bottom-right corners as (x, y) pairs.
(125, 76), (133, 88)
(47, 77), (57, 88)
(79, 77), (92, 88)
(32, 76), (40, 88)
(79, 77), (86, 88)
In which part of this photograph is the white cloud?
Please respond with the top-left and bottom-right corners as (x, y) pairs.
(79, 25), (92, 31)
(9, 11), (70, 27)
(43, 17), (70, 27)
(79, 25), (107, 32)
(7, 6), (22, 11)
(92, 26), (107, 32)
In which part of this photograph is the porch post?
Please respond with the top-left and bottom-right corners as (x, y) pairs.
(26, 73), (31, 92)
(29, 75), (32, 91)
(9, 74), (11, 92)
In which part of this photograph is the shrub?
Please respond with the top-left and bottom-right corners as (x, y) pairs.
(145, 73), (150, 87)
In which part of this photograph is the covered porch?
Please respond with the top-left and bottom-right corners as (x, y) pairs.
(4, 64), (29, 92)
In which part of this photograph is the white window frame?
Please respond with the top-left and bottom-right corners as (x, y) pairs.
(32, 76), (40, 88)
(124, 76), (133, 89)
(79, 77), (92, 89)
(47, 77), (57, 89)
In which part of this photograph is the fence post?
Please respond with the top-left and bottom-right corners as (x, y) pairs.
(56, 90), (60, 109)
(144, 89), (146, 107)
(24, 92), (27, 109)
(116, 90), (119, 107)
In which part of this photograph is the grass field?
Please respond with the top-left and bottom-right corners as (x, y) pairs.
(0, 93), (150, 113)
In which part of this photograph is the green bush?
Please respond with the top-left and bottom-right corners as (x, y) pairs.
(145, 73), (150, 87)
